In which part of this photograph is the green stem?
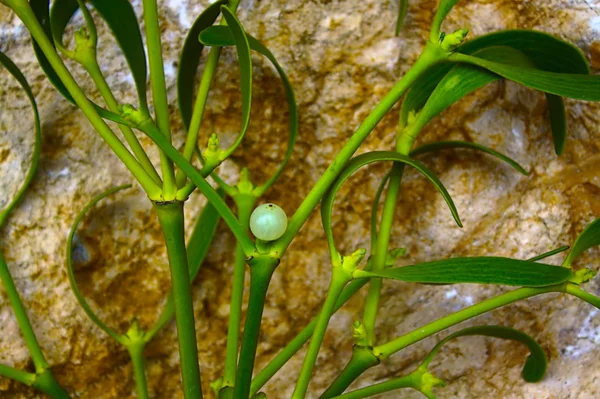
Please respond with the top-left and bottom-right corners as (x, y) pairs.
(272, 42), (447, 256)
(361, 165), (404, 345)
(84, 61), (162, 184)
(13, 4), (162, 199)
(0, 252), (49, 372)
(292, 269), (350, 398)
(320, 346), (379, 399)
(127, 342), (150, 399)
(233, 256), (278, 399)
(176, 0), (242, 188)
(330, 372), (419, 399)
(155, 202), (203, 399)
(32, 369), (71, 399)
(0, 365), (35, 386)
(566, 284), (600, 309)
(322, 284), (567, 397)
(250, 266), (375, 396)
(142, 0), (177, 200)
(222, 194), (257, 394)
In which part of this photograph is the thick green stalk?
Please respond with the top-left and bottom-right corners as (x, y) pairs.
(322, 284), (567, 397)
(272, 43), (447, 255)
(320, 346), (380, 399)
(0, 365), (35, 386)
(361, 165), (404, 345)
(84, 61), (162, 184)
(0, 252), (49, 372)
(292, 269), (350, 398)
(233, 256), (279, 399)
(127, 342), (150, 399)
(566, 284), (600, 308)
(221, 194), (256, 395)
(155, 202), (202, 399)
(142, 0), (177, 199)
(12, 4), (161, 198)
(33, 369), (70, 399)
(176, 0), (242, 188)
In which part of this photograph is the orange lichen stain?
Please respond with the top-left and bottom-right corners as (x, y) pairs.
(590, 41), (600, 70)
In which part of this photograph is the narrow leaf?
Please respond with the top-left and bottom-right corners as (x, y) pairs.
(50, 0), (150, 111)
(177, 0), (227, 129)
(546, 94), (567, 155)
(218, 5), (253, 159)
(564, 219), (600, 267)
(527, 246), (569, 262)
(322, 151), (461, 259)
(395, 0), (408, 36)
(356, 256), (572, 287)
(29, 0), (134, 126)
(420, 325), (547, 382)
(370, 170), (392, 250)
(450, 50), (600, 101)
(411, 140), (528, 175)
(66, 185), (131, 344)
(199, 25), (298, 194)
(0, 51), (41, 228)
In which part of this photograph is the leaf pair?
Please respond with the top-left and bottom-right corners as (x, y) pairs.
(401, 30), (591, 155)
(29, 0), (143, 125)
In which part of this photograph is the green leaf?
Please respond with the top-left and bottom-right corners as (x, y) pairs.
(218, 6), (253, 160)
(419, 325), (546, 382)
(50, 0), (150, 112)
(564, 219), (600, 268)
(370, 170), (391, 250)
(29, 0), (134, 126)
(199, 25), (298, 194)
(411, 140), (528, 175)
(177, 0), (227, 130)
(395, 0), (408, 36)
(321, 151), (461, 259)
(449, 49), (600, 101)
(356, 256), (572, 287)
(0, 51), (41, 228)
(66, 185), (132, 344)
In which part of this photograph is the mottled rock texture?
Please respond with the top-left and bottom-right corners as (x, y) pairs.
(1, 0), (600, 398)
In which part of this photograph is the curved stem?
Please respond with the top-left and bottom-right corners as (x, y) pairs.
(127, 342), (150, 399)
(155, 202), (203, 399)
(272, 43), (447, 256)
(84, 61), (161, 184)
(222, 194), (257, 393)
(292, 269), (350, 398)
(13, 4), (162, 198)
(0, 252), (48, 372)
(566, 284), (600, 309)
(233, 257), (278, 399)
(142, 0), (177, 200)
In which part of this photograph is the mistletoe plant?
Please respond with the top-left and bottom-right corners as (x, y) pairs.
(0, 0), (600, 398)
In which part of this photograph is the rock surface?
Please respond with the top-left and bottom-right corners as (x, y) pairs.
(0, 0), (599, 398)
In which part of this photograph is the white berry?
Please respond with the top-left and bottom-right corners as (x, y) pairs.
(249, 203), (288, 241)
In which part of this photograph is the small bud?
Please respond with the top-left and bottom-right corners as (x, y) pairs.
(210, 377), (224, 396)
(237, 167), (255, 194)
(440, 28), (469, 51)
(352, 320), (368, 347)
